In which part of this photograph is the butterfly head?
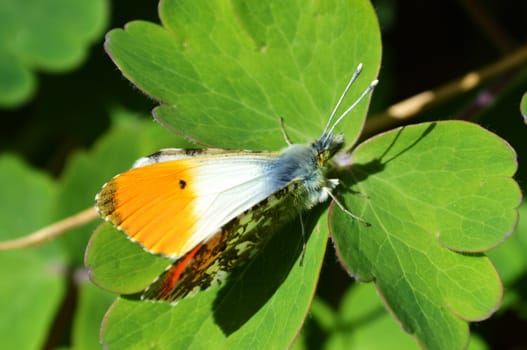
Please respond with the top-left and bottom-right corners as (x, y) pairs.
(317, 64), (378, 161)
(313, 132), (345, 167)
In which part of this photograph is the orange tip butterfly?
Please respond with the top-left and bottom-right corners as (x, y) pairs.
(95, 64), (378, 303)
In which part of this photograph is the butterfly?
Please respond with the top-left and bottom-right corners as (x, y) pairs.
(95, 64), (377, 303)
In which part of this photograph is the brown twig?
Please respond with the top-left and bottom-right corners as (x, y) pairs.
(362, 44), (527, 138)
(0, 207), (98, 250)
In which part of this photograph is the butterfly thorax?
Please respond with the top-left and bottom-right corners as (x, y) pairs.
(266, 133), (345, 209)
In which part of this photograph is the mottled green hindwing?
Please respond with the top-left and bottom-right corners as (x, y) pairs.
(142, 180), (304, 303)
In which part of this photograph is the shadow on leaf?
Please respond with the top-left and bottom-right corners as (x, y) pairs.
(211, 204), (326, 335)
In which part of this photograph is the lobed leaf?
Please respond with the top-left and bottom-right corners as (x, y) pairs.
(105, 0), (381, 150)
(332, 121), (521, 349)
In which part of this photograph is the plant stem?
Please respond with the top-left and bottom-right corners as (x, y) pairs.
(362, 44), (527, 138)
(0, 207), (98, 250)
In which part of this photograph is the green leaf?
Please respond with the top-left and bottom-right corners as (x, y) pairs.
(467, 335), (489, 350)
(100, 214), (329, 349)
(487, 203), (527, 315)
(0, 0), (109, 107)
(0, 51), (35, 108)
(86, 223), (171, 294)
(295, 286), (490, 350)
(0, 155), (67, 349)
(488, 203), (527, 287)
(105, 0), (381, 149)
(71, 278), (116, 350)
(326, 283), (420, 350)
(332, 121), (521, 350)
(521, 92), (527, 124)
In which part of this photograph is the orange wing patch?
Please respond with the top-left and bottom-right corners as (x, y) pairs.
(141, 181), (302, 303)
(96, 160), (200, 257)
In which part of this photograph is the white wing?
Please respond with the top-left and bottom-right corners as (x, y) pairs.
(97, 149), (283, 258)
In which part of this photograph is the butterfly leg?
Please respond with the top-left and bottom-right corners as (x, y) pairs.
(298, 212), (307, 265)
(325, 189), (370, 226)
(278, 116), (293, 146)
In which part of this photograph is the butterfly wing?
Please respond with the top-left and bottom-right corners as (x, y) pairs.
(142, 180), (303, 303)
(96, 149), (280, 258)
(97, 145), (326, 303)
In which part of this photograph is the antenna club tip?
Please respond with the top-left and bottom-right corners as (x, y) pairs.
(371, 79), (379, 87)
(357, 63), (363, 71)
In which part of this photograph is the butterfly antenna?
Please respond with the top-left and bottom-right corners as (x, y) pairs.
(322, 63), (363, 135)
(326, 78), (379, 137)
